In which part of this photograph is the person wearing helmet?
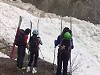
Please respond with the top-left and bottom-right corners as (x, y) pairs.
(54, 27), (74, 75)
(17, 28), (31, 70)
(32, 29), (39, 35)
(26, 29), (42, 74)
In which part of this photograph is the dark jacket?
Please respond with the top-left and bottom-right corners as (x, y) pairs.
(55, 35), (74, 49)
(29, 34), (42, 52)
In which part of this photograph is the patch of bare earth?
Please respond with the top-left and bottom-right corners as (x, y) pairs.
(0, 45), (56, 75)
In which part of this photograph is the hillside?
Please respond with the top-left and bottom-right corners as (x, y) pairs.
(1, 0), (100, 24)
(0, 46), (56, 75)
(20, 0), (100, 24)
(0, 1), (100, 75)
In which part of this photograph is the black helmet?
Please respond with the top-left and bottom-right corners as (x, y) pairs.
(61, 27), (71, 39)
(63, 27), (69, 33)
(25, 28), (31, 35)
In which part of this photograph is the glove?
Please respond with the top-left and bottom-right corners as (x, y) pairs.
(54, 46), (56, 48)
(71, 45), (74, 49)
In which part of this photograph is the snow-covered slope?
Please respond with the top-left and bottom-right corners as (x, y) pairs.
(0, 2), (100, 75)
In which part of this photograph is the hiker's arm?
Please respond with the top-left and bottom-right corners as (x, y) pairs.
(37, 37), (43, 45)
(24, 35), (29, 49)
(54, 35), (61, 47)
(39, 38), (43, 45)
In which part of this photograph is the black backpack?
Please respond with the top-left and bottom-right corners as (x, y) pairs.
(29, 35), (39, 49)
(60, 28), (72, 48)
(15, 29), (25, 46)
(61, 39), (71, 48)
(59, 38), (71, 53)
(59, 32), (72, 52)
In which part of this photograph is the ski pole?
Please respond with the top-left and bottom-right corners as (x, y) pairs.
(52, 47), (56, 74)
(53, 47), (56, 65)
(39, 49), (44, 60)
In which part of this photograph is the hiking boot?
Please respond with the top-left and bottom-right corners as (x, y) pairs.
(17, 67), (22, 71)
(32, 67), (37, 74)
(26, 66), (31, 72)
(22, 67), (26, 70)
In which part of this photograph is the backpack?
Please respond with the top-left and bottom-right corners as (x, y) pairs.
(59, 31), (72, 52)
(61, 39), (71, 48)
(59, 38), (71, 53)
(15, 29), (25, 46)
(29, 35), (39, 51)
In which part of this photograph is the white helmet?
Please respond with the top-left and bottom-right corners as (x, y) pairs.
(32, 29), (39, 35)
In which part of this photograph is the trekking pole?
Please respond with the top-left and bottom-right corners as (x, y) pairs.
(39, 49), (44, 60)
(52, 47), (56, 74)
(53, 47), (56, 65)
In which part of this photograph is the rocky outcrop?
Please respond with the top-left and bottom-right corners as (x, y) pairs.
(17, 0), (100, 24)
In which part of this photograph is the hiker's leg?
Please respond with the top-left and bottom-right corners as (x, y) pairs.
(62, 53), (70, 75)
(56, 52), (62, 75)
(33, 50), (39, 67)
(28, 52), (34, 67)
(17, 46), (25, 68)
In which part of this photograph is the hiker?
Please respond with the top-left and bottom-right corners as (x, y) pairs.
(54, 27), (74, 75)
(16, 28), (31, 70)
(26, 29), (43, 74)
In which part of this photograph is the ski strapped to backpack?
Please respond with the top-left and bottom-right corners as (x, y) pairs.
(61, 17), (63, 33)
(30, 21), (32, 38)
(10, 16), (22, 59)
(69, 16), (72, 74)
(37, 19), (44, 59)
(28, 21), (32, 61)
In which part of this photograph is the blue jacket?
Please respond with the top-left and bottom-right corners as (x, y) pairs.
(54, 35), (74, 49)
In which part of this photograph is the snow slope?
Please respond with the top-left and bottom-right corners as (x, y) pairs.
(0, 2), (100, 75)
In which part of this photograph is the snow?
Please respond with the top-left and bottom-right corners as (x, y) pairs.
(0, 52), (9, 58)
(0, 1), (100, 75)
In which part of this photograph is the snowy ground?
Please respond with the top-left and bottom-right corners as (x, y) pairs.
(0, 1), (100, 75)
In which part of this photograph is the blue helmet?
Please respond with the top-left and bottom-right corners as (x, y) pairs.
(32, 29), (39, 35)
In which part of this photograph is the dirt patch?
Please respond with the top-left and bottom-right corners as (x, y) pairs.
(0, 45), (56, 75)
(0, 57), (56, 75)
